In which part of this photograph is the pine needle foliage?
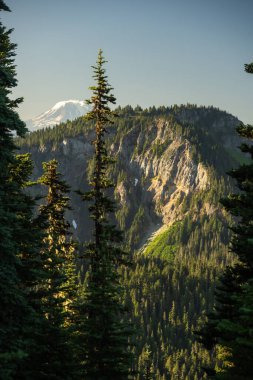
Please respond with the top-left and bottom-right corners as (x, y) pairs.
(38, 159), (78, 379)
(0, 3), (35, 378)
(199, 62), (253, 379)
(80, 50), (133, 379)
(6, 154), (51, 380)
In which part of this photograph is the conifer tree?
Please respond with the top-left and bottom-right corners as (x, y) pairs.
(199, 62), (253, 379)
(38, 159), (78, 379)
(138, 344), (155, 380)
(8, 154), (45, 293)
(0, 3), (36, 378)
(7, 154), (50, 379)
(80, 49), (132, 379)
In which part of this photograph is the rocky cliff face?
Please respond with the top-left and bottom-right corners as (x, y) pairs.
(120, 119), (209, 224)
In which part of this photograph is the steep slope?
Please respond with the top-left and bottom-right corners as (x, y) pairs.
(25, 100), (89, 131)
(18, 105), (242, 379)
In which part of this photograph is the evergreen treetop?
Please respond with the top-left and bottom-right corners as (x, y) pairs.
(199, 62), (253, 379)
(38, 159), (78, 379)
(0, 3), (33, 378)
(80, 49), (133, 379)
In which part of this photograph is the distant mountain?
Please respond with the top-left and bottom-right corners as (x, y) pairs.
(26, 100), (89, 131)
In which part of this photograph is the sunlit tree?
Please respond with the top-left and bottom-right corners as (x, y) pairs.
(80, 49), (133, 379)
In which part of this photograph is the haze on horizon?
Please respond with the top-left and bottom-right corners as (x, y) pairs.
(2, 0), (253, 123)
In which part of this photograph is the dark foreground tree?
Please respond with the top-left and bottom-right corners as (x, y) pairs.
(0, 3), (38, 378)
(80, 49), (133, 379)
(199, 62), (253, 379)
(7, 154), (49, 380)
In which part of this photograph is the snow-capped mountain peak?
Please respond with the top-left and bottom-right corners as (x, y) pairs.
(26, 100), (89, 131)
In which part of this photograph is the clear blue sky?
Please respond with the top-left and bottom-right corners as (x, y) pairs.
(2, 0), (253, 122)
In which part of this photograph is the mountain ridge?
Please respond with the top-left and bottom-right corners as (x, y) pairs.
(18, 104), (241, 245)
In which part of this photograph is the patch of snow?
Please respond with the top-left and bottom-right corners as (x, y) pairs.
(52, 100), (85, 111)
(72, 220), (77, 230)
(134, 178), (138, 186)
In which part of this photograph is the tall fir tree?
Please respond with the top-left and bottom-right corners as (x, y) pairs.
(80, 49), (133, 379)
(38, 159), (79, 379)
(199, 62), (253, 379)
(7, 153), (49, 380)
(0, 3), (38, 378)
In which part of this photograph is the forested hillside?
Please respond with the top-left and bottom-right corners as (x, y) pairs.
(17, 105), (243, 379)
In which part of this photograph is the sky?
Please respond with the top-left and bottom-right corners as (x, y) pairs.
(2, 0), (253, 123)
